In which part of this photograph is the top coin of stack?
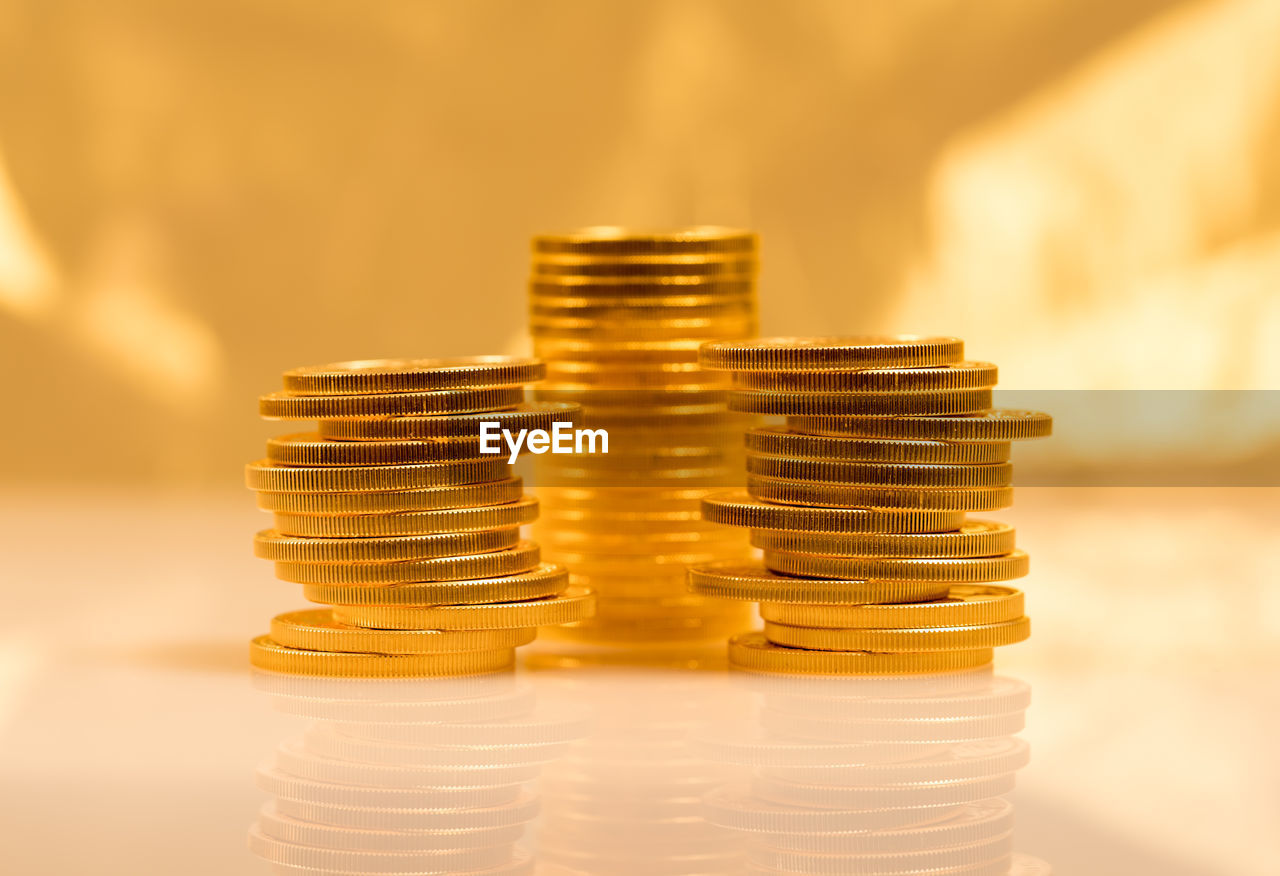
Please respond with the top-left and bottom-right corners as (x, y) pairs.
(244, 356), (595, 676)
(688, 337), (1052, 674)
(528, 227), (759, 644)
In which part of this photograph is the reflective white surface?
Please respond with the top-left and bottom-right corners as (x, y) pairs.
(1, 486), (1276, 874)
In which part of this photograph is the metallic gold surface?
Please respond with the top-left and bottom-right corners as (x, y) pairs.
(271, 497), (540, 537)
(245, 458), (508, 493)
(275, 542), (541, 585)
(729, 387), (993, 416)
(252, 527), (520, 563)
(247, 635), (516, 677)
(763, 617), (1032, 651)
(758, 585), (1024, 629)
(303, 563), (569, 607)
(750, 521), (1017, 559)
(317, 402), (581, 440)
(282, 356), (545, 395)
(699, 336), (965, 371)
(745, 456), (1014, 488)
(254, 478), (526, 514)
(727, 632), (994, 675)
(266, 432), (488, 466)
(688, 561), (953, 604)
(746, 476), (1016, 511)
(788, 409), (1054, 442)
(730, 361), (998, 392)
(700, 490), (967, 533)
(258, 385), (525, 420)
(268, 609), (537, 653)
(745, 429), (1012, 465)
(331, 588), (596, 631)
(761, 548), (1030, 583)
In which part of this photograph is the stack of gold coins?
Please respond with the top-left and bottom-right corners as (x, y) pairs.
(688, 337), (1052, 674)
(528, 227), (759, 644)
(244, 357), (596, 676)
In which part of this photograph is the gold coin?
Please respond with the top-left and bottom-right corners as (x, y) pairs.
(762, 617), (1031, 652)
(747, 476), (1015, 511)
(745, 429), (1010, 465)
(253, 527), (519, 563)
(332, 587), (596, 630)
(728, 632), (993, 675)
(276, 542), (541, 585)
(532, 316), (757, 341)
(532, 261), (757, 280)
(271, 496), (539, 537)
(543, 360), (723, 389)
(270, 609), (537, 653)
(760, 585), (1025, 629)
(317, 402), (579, 440)
(531, 278), (754, 296)
(534, 387), (728, 407)
(304, 562), (569, 606)
(259, 386), (524, 420)
(255, 477), (525, 514)
(266, 432), (486, 466)
(699, 490), (966, 533)
(245, 458), (508, 493)
(750, 520), (1015, 559)
(545, 611), (750, 643)
(788, 408), (1053, 442)
(745, 456), (1013, 488)
(281, 356), (544, 395)
(699, 336), (964, 372)
(687, 562), (952, 604)
(763, 548), (1029, 583)
(729, 388), (992, 416)
(533, 226), (758, 257)
(731, 361), (997, 393)
(248, 635), (515, 677)
(532, 295), (754, 315)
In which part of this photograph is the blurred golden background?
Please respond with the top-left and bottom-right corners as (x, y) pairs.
(2, 0), (1278, 486)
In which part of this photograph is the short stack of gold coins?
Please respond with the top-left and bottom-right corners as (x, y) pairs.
(528, 227), (759, 644)
(244, 356), (595, 676)
(687, 336), (1052, 674)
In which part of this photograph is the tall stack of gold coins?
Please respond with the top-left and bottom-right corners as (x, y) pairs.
(688, 337), (1052, 674)
(244, 357), (594, 676)
(528, 227), (759, 644)
(249, 672), (585, 874)
(695, 670), (1052, 875)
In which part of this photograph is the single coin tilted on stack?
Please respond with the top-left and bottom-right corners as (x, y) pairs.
(528, 227), (759, 644)
(245, 357), (595, 676)
(689, 337), (1052, 674)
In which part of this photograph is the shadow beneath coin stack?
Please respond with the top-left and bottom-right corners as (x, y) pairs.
(247, 670), (590, 875)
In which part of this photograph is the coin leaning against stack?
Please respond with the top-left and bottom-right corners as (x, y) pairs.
(528, 227), (759, 644)
(689, 336), (1052, 674)
(245, 356), (596, 676)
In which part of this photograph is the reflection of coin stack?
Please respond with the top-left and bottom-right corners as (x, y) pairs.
(696, 669), (1053, 875)
(689, 337), (1052, 674)
(249, 672), (589, 874)
(528, 227), (760, 644)
(530, 659), (745, 875)
(244, 357), (594, 676)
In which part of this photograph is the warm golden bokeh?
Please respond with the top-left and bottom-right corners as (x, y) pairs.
(2, 0), (1277, 485)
